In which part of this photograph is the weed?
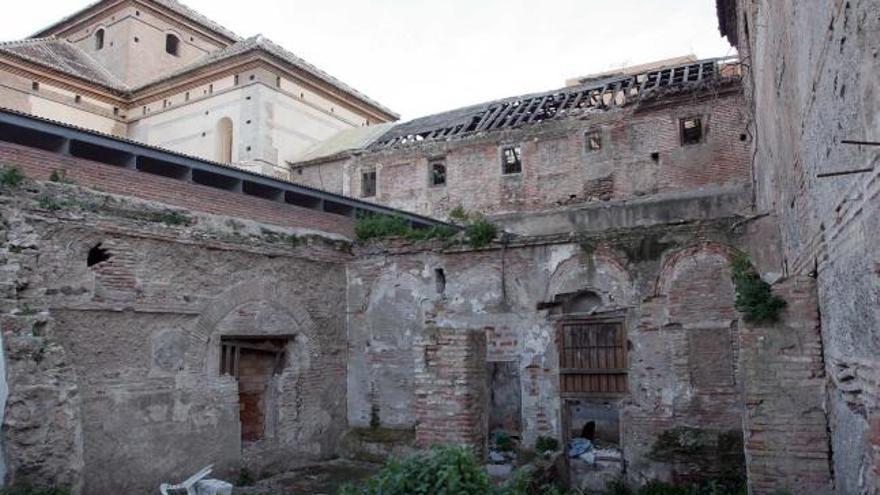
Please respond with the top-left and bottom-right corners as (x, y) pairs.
(464, 216), (497, 248)
(38, 195), (66, 211)
(0, 167), (25, 188)
(0, 484), (70, 495)
(237, 467), (255, 487)
(535, 436), (560, 454)
(493, 431), (515, 452)
(49, 170), (75, 185)
(730, 251), (786, 323)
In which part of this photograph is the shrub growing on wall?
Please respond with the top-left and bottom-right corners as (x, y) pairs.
(730, 251), (786, 323)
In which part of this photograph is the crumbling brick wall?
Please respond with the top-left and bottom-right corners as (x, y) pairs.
(0, 142), (355, 238)
(325, 90), (750, 220)
(346, 219), (751, 484)
(739, 276), (833, 494)
(725, 1), (880, 492)
(413, 327), (487, 451)
(0, 176), (350, 494)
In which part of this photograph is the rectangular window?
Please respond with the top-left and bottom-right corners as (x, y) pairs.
(586, 130), (602, 152)
(361, 170), (376, 197)
(558, 319), (627, 397)
(501, 146), (522, 175)
(31, 81), (39, 91)
(680, 117), (703, 145)
(430, 160), (447, 186)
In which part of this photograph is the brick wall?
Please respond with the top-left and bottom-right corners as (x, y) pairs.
(329, 88), (750, 219)
(739, 276), (833, 494)
(413, 327), (487, 451)
(0, 141), (355, 237)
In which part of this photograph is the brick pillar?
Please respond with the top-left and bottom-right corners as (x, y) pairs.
(413, 327), (488, 452)
(739, 276), (833, 494)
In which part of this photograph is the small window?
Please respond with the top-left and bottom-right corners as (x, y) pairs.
(165, 34), (180, 56)
(501, 146), (522, 175)
(31, 81), (39, 91)
(362, 170), (377, 198)
(74, 95), (82, 104)
(234, 75), (239, 86)
(586, 130), (602, 152)
(430, 160), (447, 186)
(680, 117), (703, 145)
(95, 29), (105, 50)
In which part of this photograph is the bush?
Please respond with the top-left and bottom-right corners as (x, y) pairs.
(338, 445), (492, 495)
(535, 436), (559, 454)
(463, 216), (497, 248)
(730, 251), (786, 323)
(355, 214), (457, 243)
(0, 484), (70, 495)
(493, 431), (515, 452)
(0, 167), (25, 188)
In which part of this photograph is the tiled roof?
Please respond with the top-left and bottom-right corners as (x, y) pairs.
(132, 35), (398, 118)
(0, 38), (129, 92)
(32, 0), (241, 42)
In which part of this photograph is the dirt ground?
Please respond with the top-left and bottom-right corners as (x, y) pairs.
(233, 459), (380, 495)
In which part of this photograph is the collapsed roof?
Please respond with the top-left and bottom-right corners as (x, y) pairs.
(372, 57), (739, 150)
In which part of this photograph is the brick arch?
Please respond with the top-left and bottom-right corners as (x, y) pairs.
(187, 277), (319, 373)
(654, 242), (738, 327)
(545, 245), (635, 309)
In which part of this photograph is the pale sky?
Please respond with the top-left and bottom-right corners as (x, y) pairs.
(1, 0), (735, 120)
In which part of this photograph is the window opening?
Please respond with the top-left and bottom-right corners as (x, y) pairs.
(501, 146), (522, 174)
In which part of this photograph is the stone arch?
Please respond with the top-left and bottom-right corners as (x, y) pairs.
(545, 246), (636, 310)
(187, 277), (319, 374)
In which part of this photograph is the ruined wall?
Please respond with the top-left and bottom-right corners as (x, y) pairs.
(0, 177), (350, 494)
(0, 141), (355, 238)
(331, 89), (750, 219)
(729, 1), (880, 492)
(346, 218), (749, 483)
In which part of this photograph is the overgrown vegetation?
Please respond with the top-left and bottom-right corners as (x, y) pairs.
(49, 169), (75, 185)
(730, 251), (786, 323)
(0, 484), (70, 495)
(354, 207), (497, 249)
(37, 194), (69, 211)
(534, 436), (560, 454)
(237, 467), (256, 487)
(0, 167), (25, 189)
(338, 445), (564, 495)
(493, 431), (515, 452)
(605, 478), (747, 495)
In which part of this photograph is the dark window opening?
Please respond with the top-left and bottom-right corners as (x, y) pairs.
(362, 170), (376, 197)
(430, 160), (447, 186)
(31, 81), (39, 91)
(739, 133), (748, 142)
(650, 152), (660, 162)
(680, 117), (703, 145)
(435, 268), (446, 294)
(95, 29), (105, 50)
(234, 75), (239, 86)
(586, 130), (602, 152)
(501, 146), (522, 175)
(165, 34), (180, 56)
(74, 95), (81, 104)
(87, 243), (111, 267)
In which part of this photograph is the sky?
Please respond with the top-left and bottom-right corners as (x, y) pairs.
(1, 0), (736, 121)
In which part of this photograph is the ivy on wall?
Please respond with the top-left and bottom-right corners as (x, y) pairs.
(730, 251), (787, 323)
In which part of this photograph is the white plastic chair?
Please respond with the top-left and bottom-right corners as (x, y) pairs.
(159, 465), (213, 495)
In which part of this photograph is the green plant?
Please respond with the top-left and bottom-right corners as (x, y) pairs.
(18, 304), (37, 316)
(448, 205), (470, 223)
(493, 431), (515, 452)
(0, 483), (70, 495)
(730, 251), (786, 323)
(464, 216), (497, 248)
(237, 467), (255, 487)
(338, 445), (492, 495)
(355, 214), (457, 243)
(0, 167), (25, 188)
(535, 436), (560, 454)
(37, 194), (66, 211)
(155, 210), (192, 226)
(49, 169), (75, 184)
